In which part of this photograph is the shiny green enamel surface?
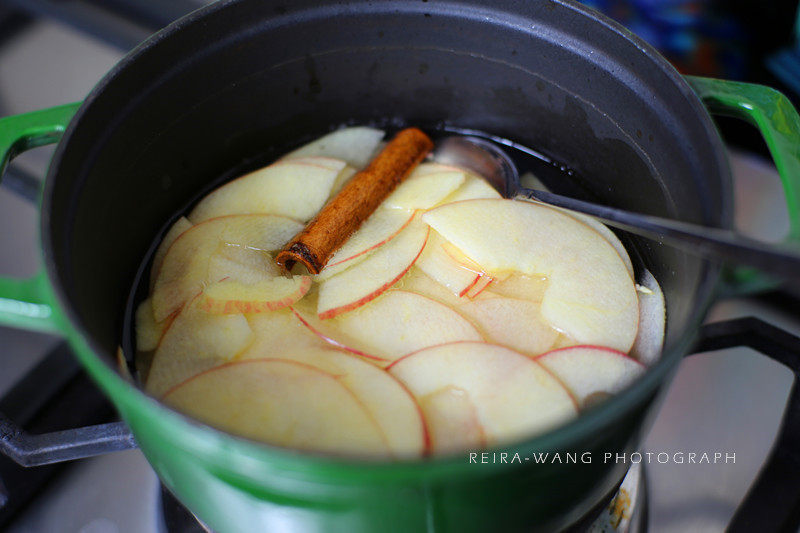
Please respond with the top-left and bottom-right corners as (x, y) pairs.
(687, 76), (800, 294)
(0, 102), (79, 333)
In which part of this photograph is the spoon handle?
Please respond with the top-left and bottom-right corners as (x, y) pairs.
(518, 187), (800, 285)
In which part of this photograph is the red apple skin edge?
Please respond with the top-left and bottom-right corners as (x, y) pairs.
(161, 356), (429, 457)
(384, 340), (581, 410)
(385, 340), (486, 371)
(157, 356), (400, 451)
(533, 345), (646, 410)
(290, 307), (388, 363)
(466, 276), (493, 299)
(532, 345), (645, 367)
(199, 277), (312, 314)
(325, 211), (416, 268)
(390, 377), (432, 457)
(457, 273), (482, 298)
(385, 340), (569, 445)
(149, 293), (203, 353)
(317, 228), (430, 320)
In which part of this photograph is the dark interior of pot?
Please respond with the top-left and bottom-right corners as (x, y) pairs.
(44, 0), (730, 369)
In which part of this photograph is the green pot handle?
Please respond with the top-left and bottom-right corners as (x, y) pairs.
(686, 76), (800, 295)
(0, 102), (81, 333)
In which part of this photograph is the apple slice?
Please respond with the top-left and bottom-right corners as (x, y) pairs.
(145, 298), (255, 397)
(398, 268), (466, 308)
(520, 181), (634, 278)
(152, 214), (302, 321)
(328, 165), (358, 197)
(553, 208), (634, 279)
(331, 290), (483, 361)
(316, 219), (429, 319)
(420, 386), (486, 454)
(536, 346), (645, 408)
(188, 157), (346, 223)
(382, 170), (465, 211)
(163, 359), (390, 456)
(413, 162), (462, 175)
(416, 232), (482, 297)
(389, 342), (577, 446)
(489, 273), (548, 302)
(291, 302), (387, 362)
(439, 174), (501, 204)
(239, 321), (426, 457)
(282, 126), (385, 169)
(199, 276), (311, 314)
(463, 275), (493, 298)
(457, 297), (559, 356)
(135, 297), (174, 352)
(630, 269), (665, 366)
(314, 209), (416, 281)
(423, 199), (638, 352)
(150, 217), (192, 290)
(207, 244), (281, 285)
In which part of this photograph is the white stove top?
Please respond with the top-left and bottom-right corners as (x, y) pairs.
(0, 18), (795, 533)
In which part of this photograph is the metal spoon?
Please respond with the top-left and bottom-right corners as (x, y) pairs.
(433, 135), (800, 285)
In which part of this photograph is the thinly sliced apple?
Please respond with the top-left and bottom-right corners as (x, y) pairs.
(420, 386), (486, 454)
(489, 273), (548, 302)
(150, 217), (192, 290)
(317, 219), (429, 319)
(630, 269), (665, 366)
(331, 290), (483, 361)
(315, 209), (416, 281)
(328, 165), (358, 197)
(382, 170), (465, 211)
(464, 275), (493, 298)
(553, 209), (634, 279)
(135, 297), (173, 352)
(416, 232), (482, 297)
(519, 180), (634, 278)
(188, 158), (345, 223)
(423, 200), (638, 352)
(239, 323), (425, 457)
(413, 162), (461, 175)
(245, 308), (332, 358)
(397, 268), (466, 308)
(389, 342), (577, 446)
(291, 301), (387, 362)
(439, 175), (501, 204)
(146, 298), (254, 397)
(207, 244), (281, 285)
(536, 346), (645, 408)
(199, 276), (311, 314)
(163, 359), (390, 456)
(282, 127), (385, 169)
(152, 214), (302, 321)
(457, 297), (559, 356)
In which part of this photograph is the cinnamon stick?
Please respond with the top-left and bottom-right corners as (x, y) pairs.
(276, 127), (433, 274)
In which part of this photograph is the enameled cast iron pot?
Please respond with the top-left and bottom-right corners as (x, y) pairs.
(1, 1), (800, 531)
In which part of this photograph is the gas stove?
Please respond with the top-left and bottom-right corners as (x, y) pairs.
(0, 3), (797, 532)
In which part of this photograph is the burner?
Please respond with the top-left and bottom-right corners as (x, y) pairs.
(157, 464), (646, 533)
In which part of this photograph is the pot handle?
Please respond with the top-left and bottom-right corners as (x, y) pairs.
(690, 317), (800, 532)
(0, 103), (81, 333)
(686, 76), (800, 295)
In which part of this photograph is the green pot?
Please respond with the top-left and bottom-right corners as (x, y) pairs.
(1, 1), (800, 531)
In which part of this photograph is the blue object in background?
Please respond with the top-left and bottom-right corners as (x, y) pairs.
(767, 8), (800, 97)
(580, 0), (747, 78)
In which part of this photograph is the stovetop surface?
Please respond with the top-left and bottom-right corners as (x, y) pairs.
(0, 14), (796, 533)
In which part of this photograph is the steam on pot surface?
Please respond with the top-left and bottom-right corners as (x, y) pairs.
(126, 126), (665, 458)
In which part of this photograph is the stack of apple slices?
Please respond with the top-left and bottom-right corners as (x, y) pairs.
(135, 127), (666, 458)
